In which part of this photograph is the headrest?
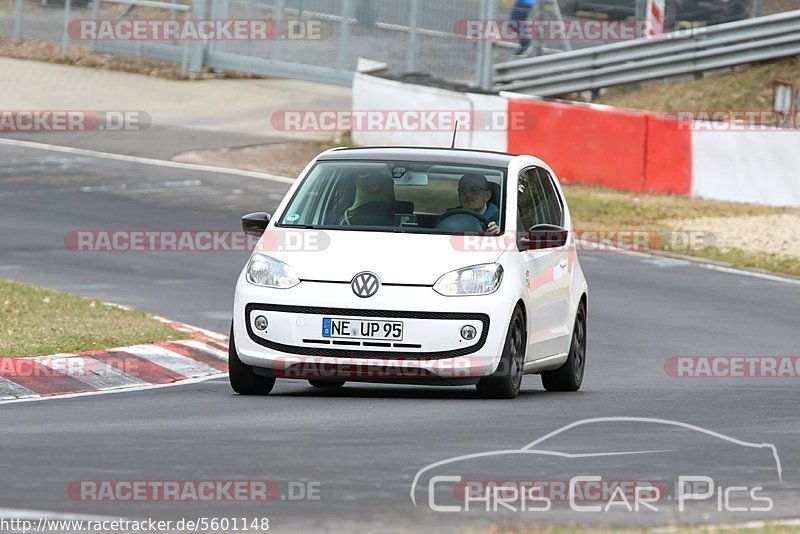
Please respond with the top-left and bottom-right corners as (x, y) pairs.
(351, 171), (395, 210)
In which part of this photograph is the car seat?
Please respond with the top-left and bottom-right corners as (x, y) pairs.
(341, 172), (397, 226)
(487, 181), (501, 211)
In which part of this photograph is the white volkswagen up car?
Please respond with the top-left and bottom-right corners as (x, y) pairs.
(230, 147), (588, 399)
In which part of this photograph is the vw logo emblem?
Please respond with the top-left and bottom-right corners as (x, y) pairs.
(351, 272), (380, 298)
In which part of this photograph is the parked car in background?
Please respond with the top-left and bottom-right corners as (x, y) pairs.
(558, 0), (751, 31)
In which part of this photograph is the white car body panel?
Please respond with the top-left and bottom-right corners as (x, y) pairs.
(259, 230), (507, 285)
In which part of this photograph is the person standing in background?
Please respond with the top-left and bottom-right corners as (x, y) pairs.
(510, 0), (536, 56)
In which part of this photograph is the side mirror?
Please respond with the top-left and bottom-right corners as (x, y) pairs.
(242, 212), (271, 237)
(519, 224), (568, 251)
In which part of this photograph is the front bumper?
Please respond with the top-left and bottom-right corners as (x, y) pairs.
(233, 277), (516, 381)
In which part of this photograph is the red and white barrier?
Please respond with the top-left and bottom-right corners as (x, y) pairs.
(352, 72), (800, 207)
(352, 72), (508, 152)
(505, 96), (693, 195)
(692, 128), (800, 206)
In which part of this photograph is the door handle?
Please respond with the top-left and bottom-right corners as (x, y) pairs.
(558, 258), (567, 269)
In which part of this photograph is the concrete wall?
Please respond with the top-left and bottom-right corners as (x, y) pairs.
(352, 73), (507, 152)
(692, 127), (800, 208)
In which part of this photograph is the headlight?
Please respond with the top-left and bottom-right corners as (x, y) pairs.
(433, 264), (503, 296)
(246, 253), (300, 289)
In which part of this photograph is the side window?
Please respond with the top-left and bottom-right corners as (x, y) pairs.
(516, 169), (538, 231)
(518, 167), (564, 230)
(530, 169), (551, 226)
(536, 168), (564, 226)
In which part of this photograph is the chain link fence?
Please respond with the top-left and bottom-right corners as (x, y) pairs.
(0, 0), (791, 89)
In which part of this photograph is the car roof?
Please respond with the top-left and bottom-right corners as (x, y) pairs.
(318, 146), (517, 168)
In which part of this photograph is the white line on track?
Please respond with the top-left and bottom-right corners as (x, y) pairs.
(0, 179), (204, 199)
(689, 261), (800, 286)
(0, 137), (295, 185)
(577, 238), (800, 286)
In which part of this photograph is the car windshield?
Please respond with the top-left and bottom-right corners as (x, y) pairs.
(277, 160), (506, 235)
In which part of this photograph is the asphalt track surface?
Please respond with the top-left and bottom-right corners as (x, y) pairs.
(1, 139), (799, 533)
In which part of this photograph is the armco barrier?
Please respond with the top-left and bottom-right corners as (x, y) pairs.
(493, 10), (800, 97)
(352, 71), (799, 206)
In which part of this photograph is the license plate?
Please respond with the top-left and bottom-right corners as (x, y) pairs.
(322, 318), (403, 341)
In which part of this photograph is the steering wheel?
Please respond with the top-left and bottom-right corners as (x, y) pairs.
(434, 208), (489, 231)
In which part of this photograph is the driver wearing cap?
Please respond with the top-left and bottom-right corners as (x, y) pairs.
(458, 173), (501, 235)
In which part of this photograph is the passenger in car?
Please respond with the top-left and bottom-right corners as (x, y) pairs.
(458, 173), (501, 235)
(341, 172), (397, 227)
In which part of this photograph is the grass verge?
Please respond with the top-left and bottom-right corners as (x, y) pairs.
(0, 279), (188, 358)
(562, 184), (800, 278)
(594, 56), (800, 113)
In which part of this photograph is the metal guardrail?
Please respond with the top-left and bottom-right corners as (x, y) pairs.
(493, 9), (800, 97)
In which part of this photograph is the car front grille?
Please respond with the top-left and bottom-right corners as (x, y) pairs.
(245, 303), (489, 360)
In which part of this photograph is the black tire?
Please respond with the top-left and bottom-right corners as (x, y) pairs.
(309, 380), (346, 389)
(229, 326), (276, 395)
(476, 307), (527, 400)
(557, 0), (578, 16)
(542, 301), (586, 392)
